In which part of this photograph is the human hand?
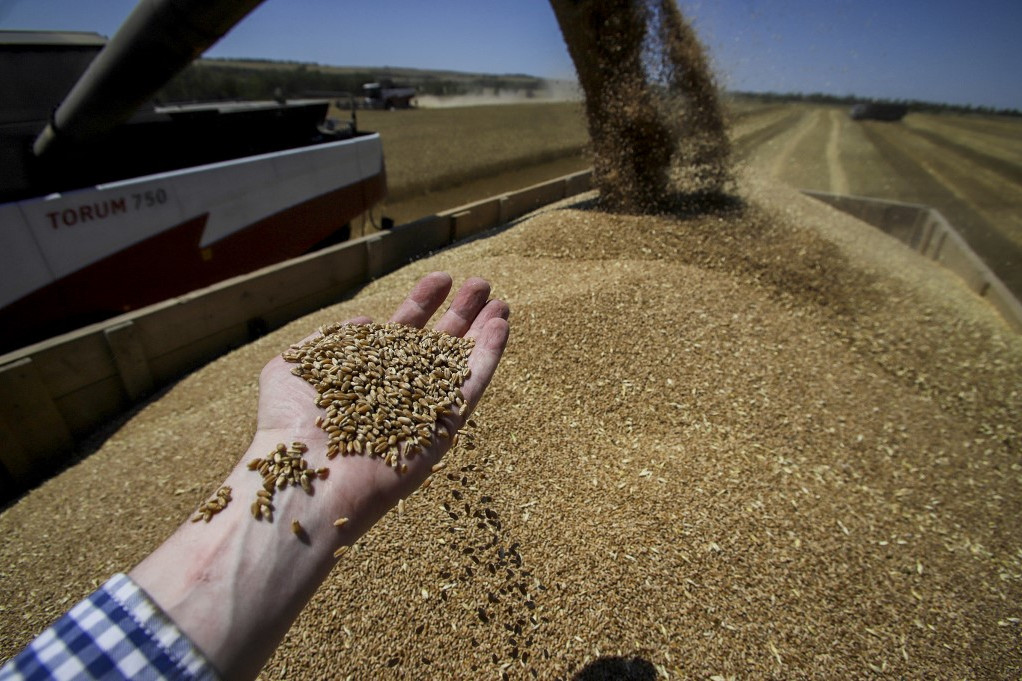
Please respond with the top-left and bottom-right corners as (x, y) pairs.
(252, 271), (510, 537)
(130, 273), (509, 680)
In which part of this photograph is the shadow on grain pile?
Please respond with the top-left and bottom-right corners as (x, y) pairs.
(573, 655), (657, 680)
(508, 195), (882, 321)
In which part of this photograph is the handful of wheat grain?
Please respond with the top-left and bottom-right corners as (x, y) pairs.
(282, 322), (474, 471)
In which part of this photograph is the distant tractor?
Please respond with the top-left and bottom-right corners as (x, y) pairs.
(850, 102), (908, 121)
(361, 80), (415, 110)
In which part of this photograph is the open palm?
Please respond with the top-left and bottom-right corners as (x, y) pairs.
(252, 272), (510, 533)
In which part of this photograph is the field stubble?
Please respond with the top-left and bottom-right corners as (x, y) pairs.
(358, 104), (588, 192)
(732, 103), (1022, 297)
(341, 103), (589, 228)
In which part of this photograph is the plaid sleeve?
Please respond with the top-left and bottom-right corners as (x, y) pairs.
(0, 573), (221, 681)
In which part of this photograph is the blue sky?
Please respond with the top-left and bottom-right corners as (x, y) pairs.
(1, 0), (1019, 110)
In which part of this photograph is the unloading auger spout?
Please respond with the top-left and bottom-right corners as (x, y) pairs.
(33, 0), (266, 157)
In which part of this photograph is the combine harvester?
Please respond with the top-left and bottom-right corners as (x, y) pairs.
(849, 101), (908, 121)
(361, 80), (416, 110)
(0, 0), (386, 353)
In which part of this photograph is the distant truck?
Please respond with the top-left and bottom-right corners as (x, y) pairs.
(850, 102), (908, 121)
(361, 81), (415, 110)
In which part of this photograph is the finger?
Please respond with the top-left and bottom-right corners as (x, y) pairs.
(460, 317), (510, 410)
(389, 272), (453, 328)
(465, 298), (510, 339)
(433, 277), (491, 337)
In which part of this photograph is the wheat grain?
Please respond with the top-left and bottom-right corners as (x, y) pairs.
(191, 485), (233, 523)
(282, 323), (474, 474)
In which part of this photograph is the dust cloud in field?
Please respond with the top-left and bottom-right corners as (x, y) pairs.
(549, 0), (732, 212)
(416, 80), (582, 109)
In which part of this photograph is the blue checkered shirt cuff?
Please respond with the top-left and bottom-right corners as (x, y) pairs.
(0, 573), (220, 680)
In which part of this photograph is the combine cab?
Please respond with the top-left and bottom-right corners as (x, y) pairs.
(361, 80), (416, 110)
(0, 1), (387, 353)
(850, 102), (908, 121)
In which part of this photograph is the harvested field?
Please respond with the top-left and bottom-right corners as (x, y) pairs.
(380, 154), (592, 228)
(2, 169), (1020, 678)
(732, 104), (1022, 297)
(357, 104), (588, 196)
(349, 103), (589, 228)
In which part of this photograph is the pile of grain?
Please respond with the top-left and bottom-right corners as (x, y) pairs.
(1, 173), (1020, 678)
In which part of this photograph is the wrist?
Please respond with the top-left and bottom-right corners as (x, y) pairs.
(128, 434), (363, 679)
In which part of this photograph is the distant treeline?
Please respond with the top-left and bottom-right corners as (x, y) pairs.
(730, 91), (1021, 118)
(156, 59), (545, 103)
(155, 61), (1019, 118)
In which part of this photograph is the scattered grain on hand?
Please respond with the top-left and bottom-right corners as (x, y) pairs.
(246, 442), (312, 523)
(191, 485), (232, 523)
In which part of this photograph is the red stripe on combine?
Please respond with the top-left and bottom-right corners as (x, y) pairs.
(1, 172), (386, 353)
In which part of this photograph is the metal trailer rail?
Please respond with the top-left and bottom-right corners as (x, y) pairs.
(803, 190), (1022, 333)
